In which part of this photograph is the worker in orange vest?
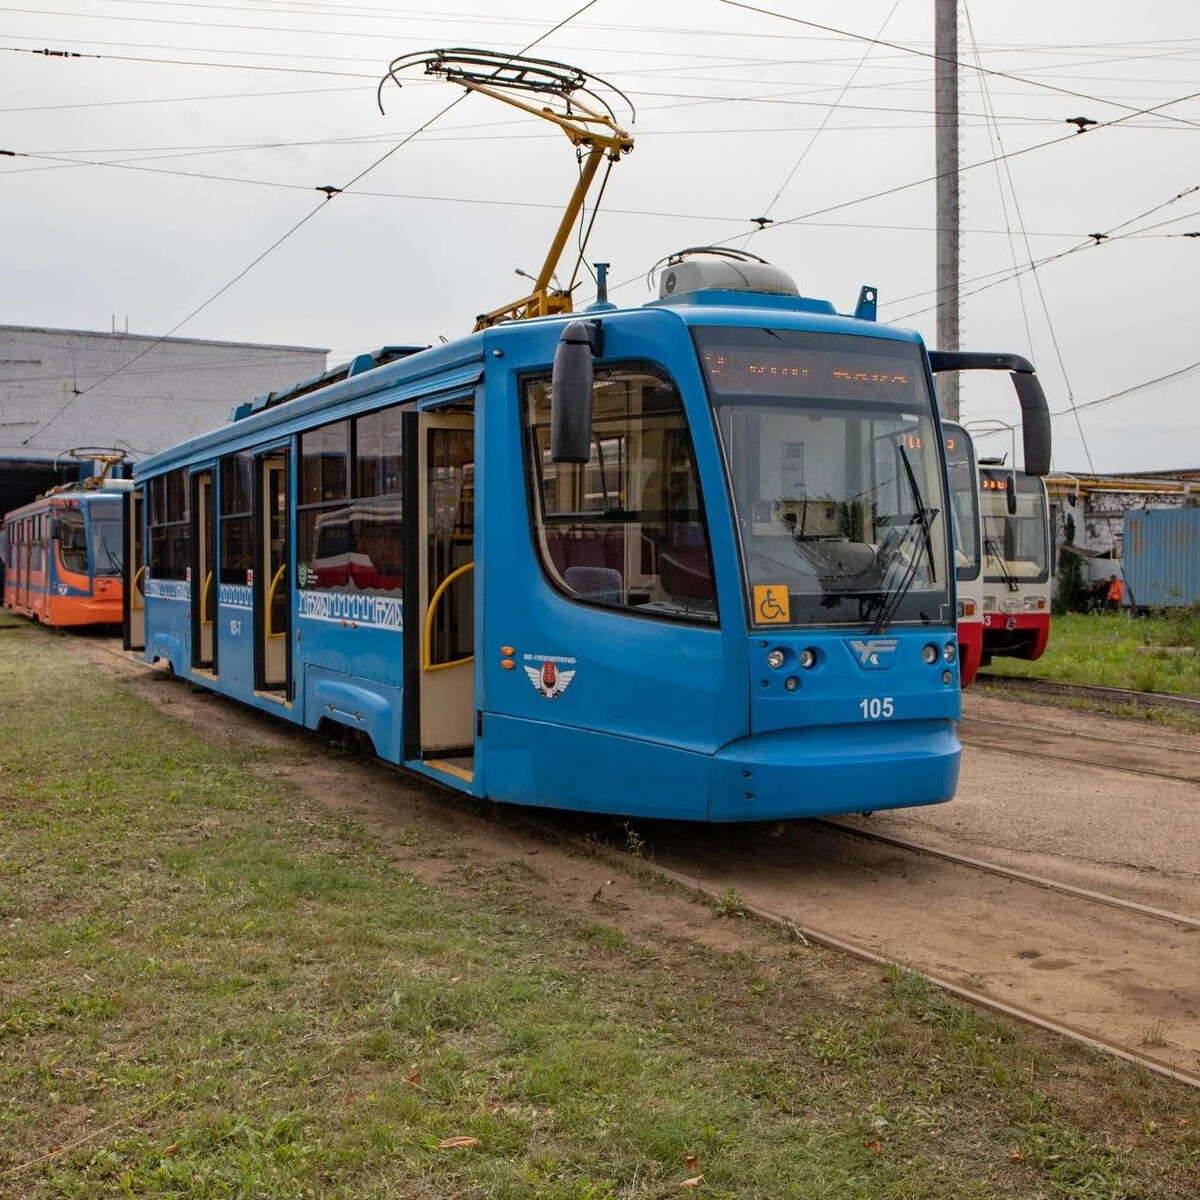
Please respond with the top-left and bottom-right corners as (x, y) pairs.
(1106, 574), (1124, 612)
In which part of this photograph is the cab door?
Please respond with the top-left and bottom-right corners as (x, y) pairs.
(405, 409), (476, 779)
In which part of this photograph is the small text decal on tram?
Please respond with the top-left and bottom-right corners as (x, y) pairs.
(859, 697), (894, 720)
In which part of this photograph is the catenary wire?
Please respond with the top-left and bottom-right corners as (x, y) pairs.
(18, 0), (601, 448)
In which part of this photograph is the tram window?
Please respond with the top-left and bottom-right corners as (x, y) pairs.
(295, 412), (402, 596)
(30, 513), (44, 574)
(522, 366), (717, 624)
(147, 468), (190, 580)
(298, 421), (350, 590)
(350, 407), (403, 594)
(219, 452), (254, 585)
(58, 508), (88, 574)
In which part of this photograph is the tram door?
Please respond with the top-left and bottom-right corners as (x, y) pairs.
(124, 489), (145, 651)
(413, 412), (475, 766)
(191, 469), (216, 671)
(254, 451), (290, 696)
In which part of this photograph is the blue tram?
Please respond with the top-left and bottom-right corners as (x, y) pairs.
(125, 255), (1048, 821)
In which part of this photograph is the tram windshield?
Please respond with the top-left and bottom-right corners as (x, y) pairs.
(943, 425), (980, 582)
(697, 327), (952, 628)
(980, 470), (1049, 586)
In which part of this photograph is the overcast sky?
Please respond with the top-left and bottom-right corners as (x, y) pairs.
(4, 0), (1199, 473)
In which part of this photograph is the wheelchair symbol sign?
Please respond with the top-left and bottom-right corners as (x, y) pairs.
(753, 584), (790, 625)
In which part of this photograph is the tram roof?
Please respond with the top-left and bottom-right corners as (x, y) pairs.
(4, 483), (129, 521)
(134, 289), (925, 480)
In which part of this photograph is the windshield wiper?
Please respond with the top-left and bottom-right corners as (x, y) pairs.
(869, 446), (939, 634)
(984, 536), (1020, 591)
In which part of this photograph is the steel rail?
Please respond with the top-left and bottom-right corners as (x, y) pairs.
(977, 672), (1200, 713)
(504, 807), (1200, 1092)
(639, 856), (1200, 1092)
(817, 820), (1200, 930)
(960, 721), (1200, 785)
(964, 713), (1197, 754)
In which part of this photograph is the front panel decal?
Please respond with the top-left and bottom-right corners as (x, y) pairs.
(847, 637), (899, 669)
(523, 653), (576, 699)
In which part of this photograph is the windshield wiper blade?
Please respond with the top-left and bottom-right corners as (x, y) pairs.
(869, 447), (938, 634)
(985, 536), (1020, 591)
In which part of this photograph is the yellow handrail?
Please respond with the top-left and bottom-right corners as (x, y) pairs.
(266, 563), (286, 637)
(201, 571), (213, 624)
(131, 565), (145, 610)
(422, 561), (474, 672)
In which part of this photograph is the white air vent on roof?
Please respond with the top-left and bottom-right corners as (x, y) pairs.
(658, 252), (799, 300)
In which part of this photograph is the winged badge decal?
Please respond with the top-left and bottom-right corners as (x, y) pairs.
(524, 658), (576, 699)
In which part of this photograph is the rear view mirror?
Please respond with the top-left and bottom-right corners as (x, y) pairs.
(927, 350), (1051, 476)
(1006, 476), (1018, 516)
(551, 321), (600, 464)
(1011, 371), (1051, 476)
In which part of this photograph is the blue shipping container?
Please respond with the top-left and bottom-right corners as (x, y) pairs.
(1123, 507), (1200, 608)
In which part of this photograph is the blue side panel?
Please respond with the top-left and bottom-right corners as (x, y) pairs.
(144, 580), (191, 672)
(1123, 508), (1200, 608)
(708, 720), (959, 821)
(294, 589), (404, 757)
(304, 664), (402, 760)
(483, 713), (712, 819)
(216, 582), (255, 690)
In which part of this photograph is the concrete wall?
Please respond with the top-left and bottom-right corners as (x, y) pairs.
(0, 326), (328, 467)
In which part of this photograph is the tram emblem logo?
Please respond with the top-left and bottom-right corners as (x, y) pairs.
(523, 655), (577, 699)
(847, 637), (899, 668)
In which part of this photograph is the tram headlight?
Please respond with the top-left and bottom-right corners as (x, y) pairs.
(799, 648), (817, 669)
(784, 676), (800, 692)
(943, 642), (956, 664)
(921, 643), (939, 665)
(767, 648), (786, 670)
(942, 669), (954, 685)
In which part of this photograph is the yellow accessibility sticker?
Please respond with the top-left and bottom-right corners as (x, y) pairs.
(753, 584), (790, 625)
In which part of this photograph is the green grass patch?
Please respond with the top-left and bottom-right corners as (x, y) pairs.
(0, 628), (1197, 1197)
(985, 612), (1200, 697)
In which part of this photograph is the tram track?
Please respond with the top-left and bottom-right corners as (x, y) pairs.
(538, 814), (1200, 1092)
(977, 671), (1200, 714)
(959, 715), (1200, 784)
(817, 819), (1200, 930)
(638, 853), (1200, 1092)
(80, 633), (1200, 1091)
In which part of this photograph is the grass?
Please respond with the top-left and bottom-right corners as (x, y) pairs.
(1, 627), (1199, 1197)
(985, 612), (1200, 697)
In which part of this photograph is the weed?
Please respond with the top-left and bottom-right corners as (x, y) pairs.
(714, 886), (748, 919)
(622, 823), (646, 861)
(1143, 1020), (1169, 1048)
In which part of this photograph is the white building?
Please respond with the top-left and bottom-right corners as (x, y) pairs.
(0, 325), (327, 514)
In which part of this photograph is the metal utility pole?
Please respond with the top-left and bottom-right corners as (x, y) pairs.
(935, 0), (960, 420)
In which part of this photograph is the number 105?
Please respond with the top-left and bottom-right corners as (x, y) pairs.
(859, 697), (894, 720)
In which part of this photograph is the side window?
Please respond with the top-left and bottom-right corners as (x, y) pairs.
(148, 469), (190, 580)
(522, 365), (717, 624)
(219, 452), (253, 585)
(296, 409), (402, 596)
(351, 406), (403, 595)
(31, 513), (45, 573)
